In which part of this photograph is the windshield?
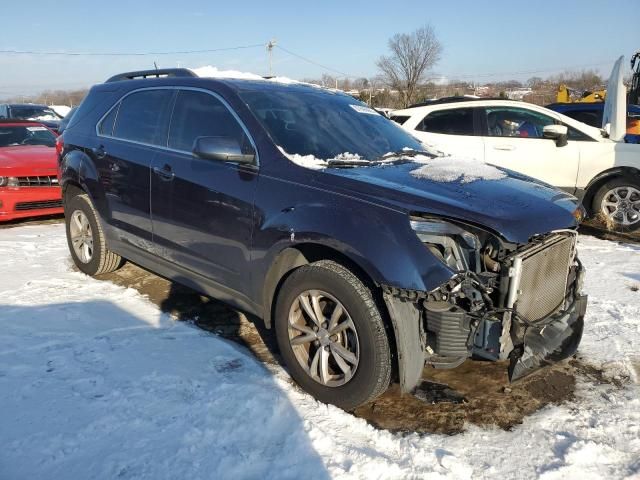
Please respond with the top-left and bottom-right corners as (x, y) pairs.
(239, 88), (427, 161)
(0, 125), (56, 147)
(9, 106), (62, 121)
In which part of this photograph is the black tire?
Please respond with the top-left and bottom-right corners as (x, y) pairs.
(274, 260), (391, 410)
(592, 176), (640, 232)
(64, 193), (123, 275)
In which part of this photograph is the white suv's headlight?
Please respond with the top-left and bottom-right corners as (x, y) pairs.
(0, 177), (19, 187)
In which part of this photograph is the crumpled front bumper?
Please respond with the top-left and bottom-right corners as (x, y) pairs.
(508, 294), (587, 381)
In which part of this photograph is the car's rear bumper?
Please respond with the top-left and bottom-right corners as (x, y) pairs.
(0, 187), (63, 222)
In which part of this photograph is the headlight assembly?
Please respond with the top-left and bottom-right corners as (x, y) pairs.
(410, 218), (481, 271)
(0, 177), (19, 187)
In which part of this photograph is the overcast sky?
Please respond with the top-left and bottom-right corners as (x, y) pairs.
(1, 0), (636, 98)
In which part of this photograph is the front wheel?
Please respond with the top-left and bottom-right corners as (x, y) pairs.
(65, 193), (123, 275)
(592, 176), (640, 232)
(274, 260), (392, 410)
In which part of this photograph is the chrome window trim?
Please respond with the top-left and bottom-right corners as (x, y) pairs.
(94, 85), (260, 166)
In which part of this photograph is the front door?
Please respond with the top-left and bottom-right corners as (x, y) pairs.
(481, 106), (580, 191)
(150, 89), (258, 298)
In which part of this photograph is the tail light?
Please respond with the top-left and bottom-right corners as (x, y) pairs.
(55, 135), (64, 157)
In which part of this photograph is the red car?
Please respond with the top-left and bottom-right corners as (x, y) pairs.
(0, 121), (63, 221)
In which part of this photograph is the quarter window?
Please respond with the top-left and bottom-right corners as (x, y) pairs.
(415, 108), (475, 135)
(168, 90), (251, 153)
(112, 89), (174, 145)
(98, 105), (118, 136)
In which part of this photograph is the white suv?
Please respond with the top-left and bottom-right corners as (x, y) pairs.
(392, 61), (640, 230)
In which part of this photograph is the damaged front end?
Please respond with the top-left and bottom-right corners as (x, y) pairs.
(384, 217), (587, 393)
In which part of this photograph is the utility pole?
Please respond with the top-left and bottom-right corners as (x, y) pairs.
(267, 39), (277, 77)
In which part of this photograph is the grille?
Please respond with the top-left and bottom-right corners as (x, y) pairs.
(513, 234), (576, 322)
(16, 176), (59, 187)
(14, 199), (63, 211)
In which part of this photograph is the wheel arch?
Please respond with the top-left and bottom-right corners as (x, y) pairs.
(582, 166), (640, 213)
(263, 242), (402, 384)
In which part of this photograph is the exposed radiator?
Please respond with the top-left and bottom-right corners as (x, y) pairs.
(509, 233), (576, 322)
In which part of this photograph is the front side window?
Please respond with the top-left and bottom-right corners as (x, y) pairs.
(485, 107), (554, 139)
(112, 89), (174, 145)
(168, 90), (251, 152)
(415, 108), (475, 135)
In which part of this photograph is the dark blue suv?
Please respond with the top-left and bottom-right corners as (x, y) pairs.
(59, 69), (587, 410)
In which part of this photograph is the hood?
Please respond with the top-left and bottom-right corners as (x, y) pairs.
(315, 162), (580, 244)
(0, 146), (58, 176)
(602, 56), (627, 142)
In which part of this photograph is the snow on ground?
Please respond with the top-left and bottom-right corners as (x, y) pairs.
(0, 224), (639, 479)
(410, 156), (507, 184)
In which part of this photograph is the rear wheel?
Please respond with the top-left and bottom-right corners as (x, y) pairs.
(592, 176), (640, 232)
(274, 260), (391, 410)
(65, 193), (123, 275)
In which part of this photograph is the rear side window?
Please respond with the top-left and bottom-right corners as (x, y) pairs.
(112, 89), (174, 145)
(416, 108), (475, 135)
(168, 90), (251, 153)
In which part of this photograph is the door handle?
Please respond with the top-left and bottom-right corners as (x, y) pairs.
(493, 144), (515, 151)
(92, 145), (107, 159)
(153, 164), (175, 181)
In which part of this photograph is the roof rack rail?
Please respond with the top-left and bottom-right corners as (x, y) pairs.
(106, 68), (197, 83)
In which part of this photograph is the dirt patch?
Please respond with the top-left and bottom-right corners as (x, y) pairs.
(354, 361), (578, 434)
(100, 261), (626, 435)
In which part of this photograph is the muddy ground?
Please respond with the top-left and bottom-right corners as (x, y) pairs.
(7, 215), (634, 434)
(98, 259), (624, 435)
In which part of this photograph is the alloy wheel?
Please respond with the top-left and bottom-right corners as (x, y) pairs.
(601, 186), (640, 227)
(287, 289), (360, 387)
(69, 210), (94, 263)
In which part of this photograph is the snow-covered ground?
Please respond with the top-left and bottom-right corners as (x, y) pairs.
(0, 224), (638, 480)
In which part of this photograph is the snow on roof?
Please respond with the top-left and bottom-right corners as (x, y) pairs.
(191, 66), (303, 86)
(49, 105), (71, 117)
(410, 155), (506, 183)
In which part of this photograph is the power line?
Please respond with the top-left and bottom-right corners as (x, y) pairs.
(0, 43), (265, 57)
(275, 45), (358, 78)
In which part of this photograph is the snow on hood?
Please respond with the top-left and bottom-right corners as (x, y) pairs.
(602, 55), (627, 142)
(277, 147), (366, 169)
(410, 155), (507, 183)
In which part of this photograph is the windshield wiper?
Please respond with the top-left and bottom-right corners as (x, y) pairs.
(375, 148), (435, 162)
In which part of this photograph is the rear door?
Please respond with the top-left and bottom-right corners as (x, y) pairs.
(94, 88), (175, 251)
(150, 88), (258, 298)
(409, 107), (485, 159)
(481, 106), (581, 190)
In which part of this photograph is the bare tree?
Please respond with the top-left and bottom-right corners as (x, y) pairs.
(376, 25), (443, 107)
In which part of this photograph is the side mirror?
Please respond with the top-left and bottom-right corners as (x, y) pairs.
(543, 124), (568, 147)
(192, 136), (256, 164)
